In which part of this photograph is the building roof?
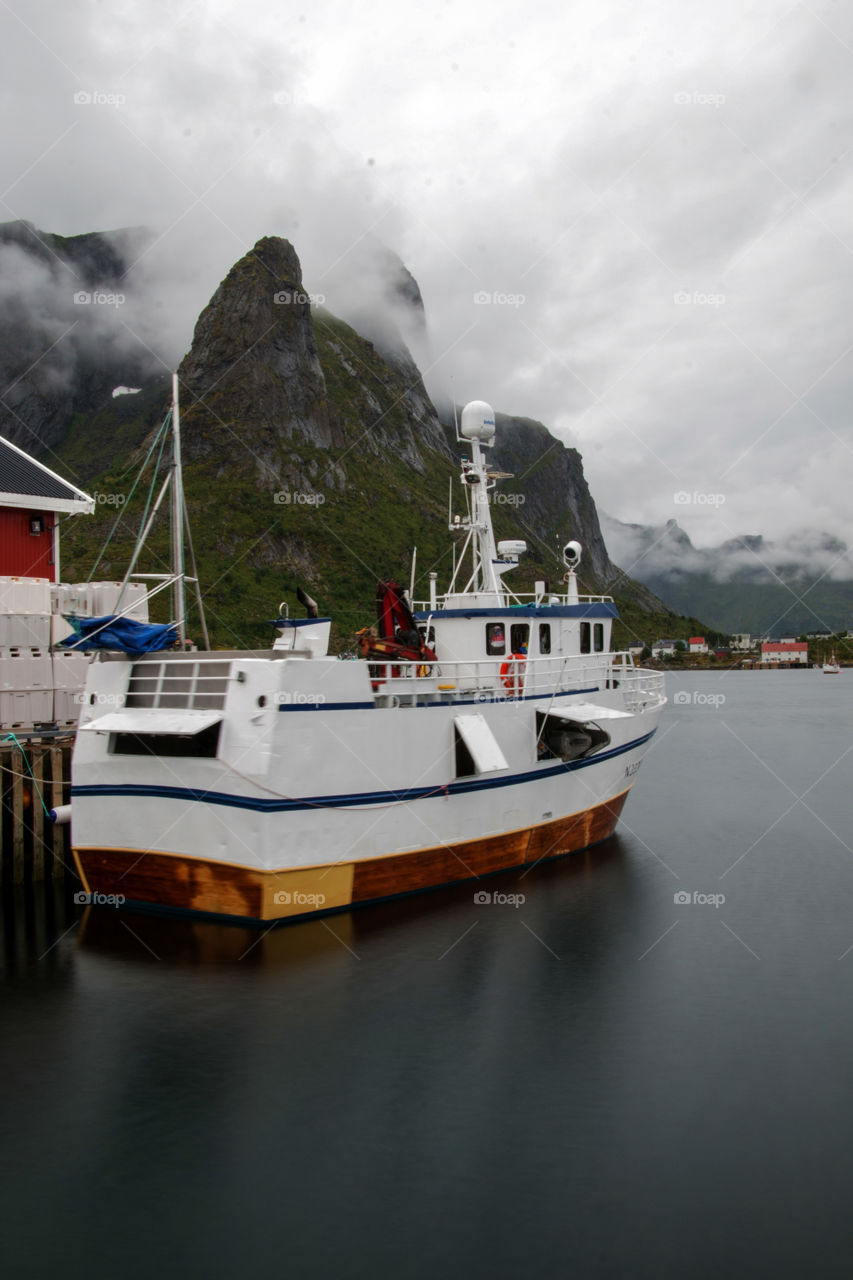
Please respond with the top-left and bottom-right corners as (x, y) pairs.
(762, 642), (808, 651)
(688, 636), (705, 644)
(0, 435), (94, 514)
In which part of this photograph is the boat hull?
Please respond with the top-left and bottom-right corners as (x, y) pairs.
(73, 788), (631, 922)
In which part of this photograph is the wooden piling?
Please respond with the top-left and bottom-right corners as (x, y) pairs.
(31, 748), (45, 880)
(50, 746), (65, 876)
(12, 751), (24, 884)
(0, 740), (75, 884)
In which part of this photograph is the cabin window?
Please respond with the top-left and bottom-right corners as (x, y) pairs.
(125, 660), (231, 710)
(580, 622), (591, 654)
(510, 623), (530, 655)
(539, 623), (551, 655)
(593, 623), (605, 653)
(485, 623), (506, 656)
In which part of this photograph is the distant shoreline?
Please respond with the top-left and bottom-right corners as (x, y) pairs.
(646, 659), (846, 671)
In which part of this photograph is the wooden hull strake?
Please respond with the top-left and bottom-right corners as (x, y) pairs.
(73, 789), (631, 922)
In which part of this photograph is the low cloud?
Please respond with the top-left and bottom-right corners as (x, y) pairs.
(603, 513), (853, 585)
(0, 0), (850, 551)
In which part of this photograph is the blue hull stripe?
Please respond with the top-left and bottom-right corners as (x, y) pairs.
(71, 729), (657, 813)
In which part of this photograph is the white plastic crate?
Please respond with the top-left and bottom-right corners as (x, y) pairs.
(68, 580), (149, 622)
(88, 580), (150, 622)
(126, 581), (150, 623)
(59, 583), (93, 616)
(0, 688), (52, 728)
(0, 576), (51, 614)
(51, 612), (75, 647)
(0, 647), (52, 692)
(51, 583), (82, 615)
(51, 650), (90, 690)
(0, 613), (51, 648)
(53, 688), (83, 725)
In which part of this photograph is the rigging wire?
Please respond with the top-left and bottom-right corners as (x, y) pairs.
(87, 410), (172, 583)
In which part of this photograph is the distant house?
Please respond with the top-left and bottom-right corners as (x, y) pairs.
(688, 637), (708, 654)
(806, 629), (832, 639)
(651, 639), (679, 657)
(731, 633), (752, 651)
(626, 642), (645, 655)
(761, 642), (808, 665)
(1, 435), (93, 581)
(714, 648), (730, 658)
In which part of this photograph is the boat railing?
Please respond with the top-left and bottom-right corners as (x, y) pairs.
(412, 592), (615, 611)
(618, 665), (666, 712)
(365, 652), (665, 709)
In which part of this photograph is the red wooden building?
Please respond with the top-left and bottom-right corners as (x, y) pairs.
(0, 436), (93, 581)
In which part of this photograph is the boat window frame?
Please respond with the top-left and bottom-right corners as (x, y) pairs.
(510, 623), (530, 655)
(485, 622), (506, 656)
(539, 623), (551, 655)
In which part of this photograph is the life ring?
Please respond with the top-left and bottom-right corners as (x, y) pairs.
(500, 653), (527, 695)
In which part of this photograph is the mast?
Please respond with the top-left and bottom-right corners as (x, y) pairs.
(171, 374), (186, 648)
(466, 434), (500, 592)
(448, 400), (500, 596)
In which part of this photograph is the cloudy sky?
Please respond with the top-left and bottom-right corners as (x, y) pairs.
(1, 0), (851, 555)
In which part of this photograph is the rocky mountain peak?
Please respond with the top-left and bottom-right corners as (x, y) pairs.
(177, 236), (334, 481)
(176, 235), (450, 489)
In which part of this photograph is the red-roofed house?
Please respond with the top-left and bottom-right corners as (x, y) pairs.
(761, 642), (808, 665)
(0, 435), (93, 581)
(688, 637), (708, 654)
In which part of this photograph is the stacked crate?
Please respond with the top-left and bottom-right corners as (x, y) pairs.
(51, 650), (90, 726)
(1, 576), (149, 731)
(65, 580), (149, 624)
(0, 577), (53, 729)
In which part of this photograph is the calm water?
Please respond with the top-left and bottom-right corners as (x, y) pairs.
(3, 670), (853, 1279)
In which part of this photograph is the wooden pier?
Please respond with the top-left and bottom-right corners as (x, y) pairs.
(0, 739), (74, 884)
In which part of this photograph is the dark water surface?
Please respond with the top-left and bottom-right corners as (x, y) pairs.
(3, 670), (853, 1279)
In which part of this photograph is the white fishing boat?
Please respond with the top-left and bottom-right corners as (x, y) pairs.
(70, 396), (666, 921)
(823, 652), (841, 674)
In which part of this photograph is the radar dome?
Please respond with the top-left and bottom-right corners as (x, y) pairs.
(460, 400), (496, 443)
(563, 540), (582, 569)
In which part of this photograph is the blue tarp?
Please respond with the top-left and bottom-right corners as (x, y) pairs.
(60, 615), (178, 654)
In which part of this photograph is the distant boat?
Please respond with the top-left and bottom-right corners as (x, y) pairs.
(823, 651), (841, 674)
